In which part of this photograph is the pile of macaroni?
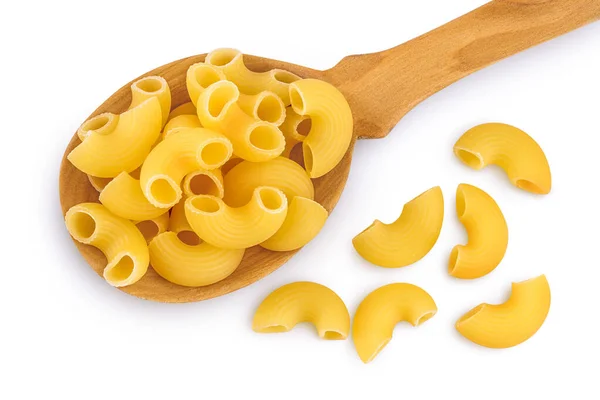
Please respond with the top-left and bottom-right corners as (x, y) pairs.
(65, 48), (353, 289)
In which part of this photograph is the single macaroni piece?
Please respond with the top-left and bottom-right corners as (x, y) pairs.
(129, 76), (171, 126)
(196, 80), (285, 162)
(162, 114), (202, 139)
(454, 123), (552, 195)
(205, 48), (300, 105)
(99, 172), (166, 220)
(65, 203), (149, 287)
(182, 169), (224, 198)
(237, 91), (286, 126)
(149, 232), (244, 287)
(140, 128), (233, 208)
(289, 79), (353, 178)
(169, 198), (200, 246)
(279, 107), (310, 157)
(135, 211), (169, 243)
(185, 187), (288, 249)
(77, 112), (119, 141)
(353, 186), (444, 268)
(223, 157), (314, 207)
(253, 282), (350, 339)
(167, 102), (196, 121)
(68, 97), (162, 177)
(456, 275), (551, 348)
(353, 283), (437, 363)
(449, 184), (508, 279)
(186, 62), (226, 106)
(260, 197), (328, 252)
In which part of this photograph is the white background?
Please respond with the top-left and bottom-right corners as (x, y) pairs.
(2, 0), (599, 399)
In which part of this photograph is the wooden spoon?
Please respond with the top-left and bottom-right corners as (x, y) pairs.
(60, 0), (600, 302)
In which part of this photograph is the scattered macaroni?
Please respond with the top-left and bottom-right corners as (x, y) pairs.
(353, 283), (437, 363)
(99, 172), (166, 220)
(135, 211), (170, 243)
(185, 187), (288, 249)
(253, 282), (350, 339)
(289, 79), (353, 178)
(449, 184), (508, 279)
(353, 186), (444, 268)
(279, 107), (310, 157)
(162, 114), (202, 139)
(456, 275), (551, 348)
(182, 169), (224, 198)
(454, 123), (552, 194)
(129, 76), (172, 127)
(65, 203), (149, 287)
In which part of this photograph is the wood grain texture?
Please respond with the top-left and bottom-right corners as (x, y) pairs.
(59, 0), (599, 302)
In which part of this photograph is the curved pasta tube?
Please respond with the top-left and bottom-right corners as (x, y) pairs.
(68, 97), (162, 177)
(167, 102), (196, 121)
(185, 187), (288, 249)
(205, 48), (300, 105)
(88, 167), (140, 193)
(197, 80), (285, 162)
(449, 184), (508, 279)
(237, 91), (286, 126)
(456, 275), (551, 348)
(162, 114), (202, 139)
(149, 232), (244, 287)
(353, 283), (437, 363)
(129, 76), (171, 126)
(223, 157), (314, 207)
(77, 112), (119, 141)
(140, 128), (233, 208)
(454, 123), (552, 195)
(186, 62), (226, 106)
(99, 172), (166, 220)
(253, 282), (350, 339)
(260, 197), (328, 252)
(65, 203), (149, 287)
(183, 169), (224, 198)
(221, 156), (244, 176)
(289, 79), (353, 178)
(353, 186), (444, 268)
(169, 198), (200, 246)
(135, 211), (169, 243)
(280, 107), (310, 157)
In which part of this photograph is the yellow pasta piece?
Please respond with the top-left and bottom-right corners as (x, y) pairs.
(162, 114), (202, 139)
(223, 157), (314, 207)
(183, 169), (224, 198)
(353, 186), (444, 268)
(280, 107), (310, 157)
(185, 187), (288, 249)
(456, 275), (551, 349)
(449, 184), (508, 279)
(454, 123), (552, 195)
(353, 283), (437, 363)
(289, 79), (353, 178)
(205, 48), (300, 105)
(140, 128), (232, 208)
(253, 282), (350, 339)
(167, 102), (196, 121)
(169, 198), (201, 246)
(77, 112), (119, 141)
(68, 97), (162, 178)
(221, 156), (244, 176)
(129, 76), (171, 126)
(99, 171), (167, 220)
(135, 211), (169, 243)
(196, 80), (285, 162)
(65, 203), (149, 287)
(237, 91), (286, 126)
(260, 197), (328, 252)
(149, 232), (244, 287)
(186, 62), (226, 106)
(88, 167), (140, 193)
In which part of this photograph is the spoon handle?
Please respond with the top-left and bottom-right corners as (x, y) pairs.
(326, 0), (600, 139)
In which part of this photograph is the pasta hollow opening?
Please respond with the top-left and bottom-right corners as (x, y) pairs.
(135, 77), (164, 93)
(150, 178), (178, 206)
(177, 230), (201, 246)
(455, 149), (483, 169)
(456, 304), (485, 327)
(456, 188), (466, 218)
(257, 188), (284, 211)
(136, 220), (159, 242)
(249, 125), (281, 151)
(191, 197), (221, 213)
(69, 211), (96, 241)
(207, 49), (238, 66)
(416, 311), (436, 326)
(303, 143), (314, 175)
(194, 66), (222, 88)
(256, 95), (284, 123)
(289, 87), (305, 114)
(199, 142), (229, 167)
(82, 115), (109, 132)
(448, 247), (460, 275)
(106, 255), (135, 282)
(515, 179), (544, 195)
(259, 325), (289, 333)
(208, 85), (237, 118)
(323, 331), (345, 340)
(296, 118), (311, 136)
(189, 174), (219, 196)
(274, 70), (298, 84)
